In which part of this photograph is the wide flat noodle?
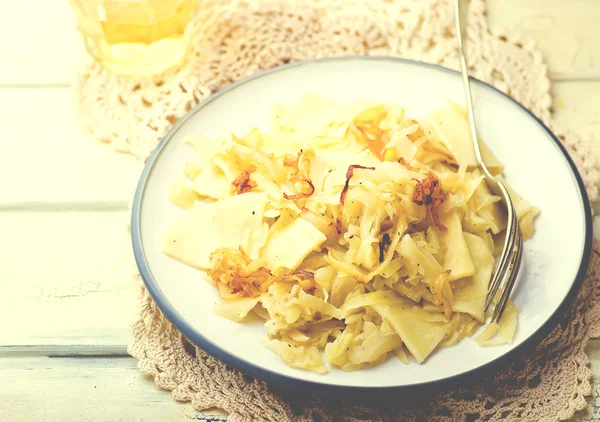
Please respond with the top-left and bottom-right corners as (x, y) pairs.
(372, 303), (447, 364)
(214, 297), (260, 322)
(452, 233), (495, 322)
(476, 299), (519, 346)
(163, 193), (268, 269)
(439, 211), (475, 281)
(261, 218), (327, 271)
(425, 103), (503, 173)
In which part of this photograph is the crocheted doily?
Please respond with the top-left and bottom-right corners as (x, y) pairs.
(75, 0), (600, 420)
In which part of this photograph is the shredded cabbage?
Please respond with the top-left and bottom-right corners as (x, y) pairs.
(165, 94), (539, 373)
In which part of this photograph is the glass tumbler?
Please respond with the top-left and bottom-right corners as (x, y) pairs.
(68, 0), (198, 76)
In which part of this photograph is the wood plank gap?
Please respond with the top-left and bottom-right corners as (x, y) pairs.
(0, 344), (128, 357)
(48, 354), (132, 359)
(0, 201), (130, 212)
(549, 72), (600, 82)
(0, 83), (72, 89)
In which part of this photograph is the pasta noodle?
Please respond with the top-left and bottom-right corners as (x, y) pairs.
(163, 94), (539, 373)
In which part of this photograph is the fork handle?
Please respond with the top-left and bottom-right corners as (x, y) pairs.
(454, 0), (492, 177)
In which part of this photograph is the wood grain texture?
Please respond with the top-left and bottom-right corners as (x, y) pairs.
(551, 81), (600, 238)
(0, 211), (136, 348)
(0, 0), (87, 86)
(0, 88), (141, 204)
(0, 357), (227, 422)
(553, 82), (600, 154)
(487, 0), (600, 78)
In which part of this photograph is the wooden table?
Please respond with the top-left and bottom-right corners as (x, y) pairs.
(0, 1), (598, 420)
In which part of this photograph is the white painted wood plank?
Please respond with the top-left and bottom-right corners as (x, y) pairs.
(0, 357), (227, 422)
(0, 0), (88, 86)
(0, 88), (142, 204)
(487, 0), (600, 78)
(0, 211), (136, 347)
(0, 0), (598, 86)
(2, 353), (600, 421)
(553, 82), (600, 157)
(551, 81), (600, 237)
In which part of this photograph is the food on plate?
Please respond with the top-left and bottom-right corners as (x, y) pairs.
(163, 94), (539, 373)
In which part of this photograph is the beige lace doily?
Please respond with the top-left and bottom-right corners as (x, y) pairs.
(75, 0), (600, 420)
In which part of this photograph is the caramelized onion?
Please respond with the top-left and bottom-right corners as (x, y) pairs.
(231, 171), (256, 194)
(336, 164), (375, 234)
(208, 248), (316, 299)
(412, 172), (448, 231)
(283, 178), (315, 200)
(283, 151), (315, 200)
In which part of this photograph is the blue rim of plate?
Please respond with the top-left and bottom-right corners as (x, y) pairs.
(131, 56), (593, 396)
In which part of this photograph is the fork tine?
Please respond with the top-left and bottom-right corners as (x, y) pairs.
(484, 204), (519, 311)
(491, 228), (523, 323)
(484, 231), (512, 310)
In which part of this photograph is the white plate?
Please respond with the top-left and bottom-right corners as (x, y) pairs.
(132, 57), (593, 394)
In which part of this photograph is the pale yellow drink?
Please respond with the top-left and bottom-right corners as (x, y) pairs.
(69, 0), (198, 76)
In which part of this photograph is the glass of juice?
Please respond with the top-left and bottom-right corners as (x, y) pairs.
(68, 0), (198, 76)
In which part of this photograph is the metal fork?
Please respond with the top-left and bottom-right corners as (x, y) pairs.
(454, 0), (524, 323)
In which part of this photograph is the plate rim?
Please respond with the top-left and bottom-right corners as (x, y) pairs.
(131, 56), (593, 395)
